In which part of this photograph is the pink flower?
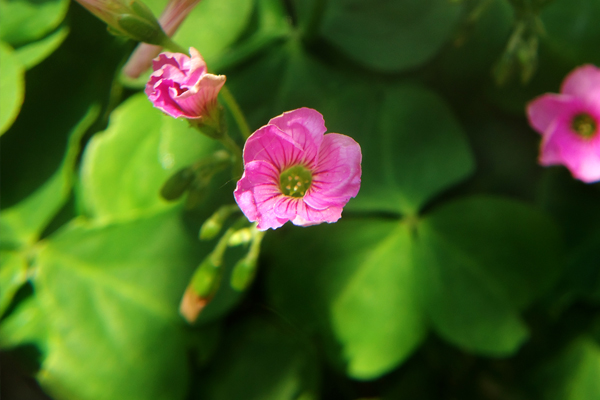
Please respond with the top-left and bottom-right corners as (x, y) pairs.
(145, 47), (225, 120)
(123, 0), (202, 79)
(234, 108), (362, 231)
(527, 64), (600, 182)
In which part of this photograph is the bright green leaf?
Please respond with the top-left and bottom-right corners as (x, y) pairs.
(318, 0), (463, 72)
(196, 316), (320, 400)
(0, 0), (69, 45)
(415, 196), (562, 355)
(1, 106), (99, 247)
(32, 210), (201, 400)
(330, 220), (426, 380)
(79, 94), (217, 223)
(15, 26), (69, 69)
(0, 251), (28, 316)
(0, 41), (25, 135)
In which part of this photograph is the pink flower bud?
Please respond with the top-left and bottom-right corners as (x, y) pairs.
(122, 0), (202, 78)
(234, 108), (362, 231)
(145, 47), (225, 120)
(74, 0), (131, 29)
(527, 64), (600, 183)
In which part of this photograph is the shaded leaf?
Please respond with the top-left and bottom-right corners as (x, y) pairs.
(319, 0), (463, 72)
(416, 196), (562, 355)
(15, 26), (69, 69)
(1, 106), (99, 248)
(196, 315), (320, 400)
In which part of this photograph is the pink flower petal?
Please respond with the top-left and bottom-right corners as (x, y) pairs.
(267, 108), (327, 168)
(561, 64), (600, 105)
(304, 133), (362, 210)
(527, 94), (575, 134)
(145, 47), (223, 120)
(242, 125), (307, 170)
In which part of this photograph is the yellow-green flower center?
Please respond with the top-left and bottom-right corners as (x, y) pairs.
(279, 165), (312, 198)
(571, 113), (597, 139)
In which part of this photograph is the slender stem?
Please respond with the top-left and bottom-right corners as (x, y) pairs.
(220, 86), (252, 140)
(219, 133), (244, 178)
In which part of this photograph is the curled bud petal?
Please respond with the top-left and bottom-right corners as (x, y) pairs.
(145, 47), (226, 121)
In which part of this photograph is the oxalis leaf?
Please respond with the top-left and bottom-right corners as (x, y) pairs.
(12, 210), (203, 400)
(266, 196), (562, 380)
(194, 316), (320, 400)
(301, 0), (464, 72)
(79, 93), (217, 223)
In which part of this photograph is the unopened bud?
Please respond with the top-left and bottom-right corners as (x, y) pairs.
(228, 227), (253, 246)
(191, 258), (220, 297)
(230, 257), (257, 291)
(199, 204), (240, 240)
(180, 285), (210, 323)
(160, 167), (195, 201)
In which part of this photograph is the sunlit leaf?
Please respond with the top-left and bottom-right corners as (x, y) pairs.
(0, 41), (25, 135)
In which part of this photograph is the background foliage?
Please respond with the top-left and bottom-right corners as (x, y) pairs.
(1, 0), (600, 399)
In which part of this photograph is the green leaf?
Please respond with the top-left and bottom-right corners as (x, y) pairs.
(267, 219), (426, 380)
(329, 220), (426, 379)
(0, 0), (69, 45)
(143, 0), (254, 67)
(1, 106), (99, 248)
(15, 26), (69, 69)
(79, 94), (217, 223)
(534, 337), (600, 400)
(267, 196), (562, 378)
(196, 316), (320, 400)
(541, 0), (600, 65)
(349, 84), (475, 215)
(318, 0), (464, 72)
(31, 210), (201, 400)
(415, 196), (562, 355)
(0, 296), (49, 353)
(0, 250), (28, 316)
(0, 41), (25, 135)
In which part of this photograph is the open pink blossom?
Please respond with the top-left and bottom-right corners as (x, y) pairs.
(527, 64), (600, 182)
(145, 47), (225, 119)
(234, 108), (362, 231)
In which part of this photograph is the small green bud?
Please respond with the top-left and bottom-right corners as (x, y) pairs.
(160, 167), (195, 201)
(191, 258), (220, 297)
(230, 257), (257, 291)
(228, 228), (253, 246)
(199, 204), (240, 240)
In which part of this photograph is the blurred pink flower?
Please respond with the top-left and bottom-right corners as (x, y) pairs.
(234, 108), (362, 231)
(123, 0), (201, 78)
(527, 64), (600, 182)
(145, 47), (225, 119)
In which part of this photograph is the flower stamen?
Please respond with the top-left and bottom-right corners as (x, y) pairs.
(571, 113), (597, 139)
(279, 165), (312, 198)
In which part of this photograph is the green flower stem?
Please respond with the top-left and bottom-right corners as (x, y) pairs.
(219, 132), (244, 178)
(220, 85), (252, 140)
